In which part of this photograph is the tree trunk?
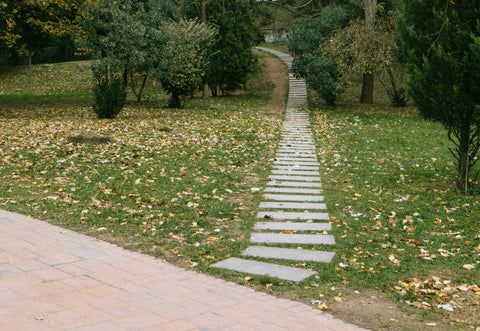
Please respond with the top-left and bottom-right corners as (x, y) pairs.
(360, 73), (374, 104)
(169, 93), (182, 108)
(123, 66), (128, 91)
(360, 0), (377, 104)
(456, 123), (471, 194)
(28, 55), (33, 92)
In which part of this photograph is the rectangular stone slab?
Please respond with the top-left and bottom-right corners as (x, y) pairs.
(254, 222), (331, 231)
(274, 158), (317, 162)
(269, 175), (321, 182)
(242, 246), (336, 263)
(273, 161), (319, 166)
(276, 153), (316, 157)
(250, 233), (335, 245)
(267, 181), (321, 188)
(210, 257), (316, 282)
(257, 211), (329, 220)
(263, 194), (324, 202)
(264, 188), (321, 194)
(271, 170), (320, 176)
(273, 165), (319, 170)
(259, 202), (327, 210)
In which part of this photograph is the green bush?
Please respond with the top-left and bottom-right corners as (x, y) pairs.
(389, 88), (407, 108)
(289, 6), (348, 106)
(92, 78), (126, 119)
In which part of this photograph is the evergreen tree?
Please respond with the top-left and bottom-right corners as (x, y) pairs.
(398, 0), (480, 193)
(185, 0), (261, 95)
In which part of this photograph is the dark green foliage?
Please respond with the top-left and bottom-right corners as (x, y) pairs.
(389, 88), (407, 108)
(92, 77), (126, 119)
(398, 0), (480, 192)
(288, 5), (348, 105)
(185, 0), (261, 95)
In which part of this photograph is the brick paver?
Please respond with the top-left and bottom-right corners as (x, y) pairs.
(0, 209), (364, 330)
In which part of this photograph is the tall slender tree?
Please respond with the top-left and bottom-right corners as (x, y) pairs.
(398, 0), (480, 193)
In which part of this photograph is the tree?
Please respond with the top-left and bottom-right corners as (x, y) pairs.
(0, 0), (83, 87)
(184, 0), (261, 96)
(83, 0), (168, 105)
(156, 19), (216, 107)
(398, 0), (480, 193)
(288, 5), (348, 105)
(322, 18), (406, 107)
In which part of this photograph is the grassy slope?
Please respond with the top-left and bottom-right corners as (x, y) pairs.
(0, 55), (284, 273)
(306, 90), (479, 329)
(1, 52), (479, 330)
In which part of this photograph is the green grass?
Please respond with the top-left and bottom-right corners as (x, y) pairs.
(306, 100), (480, 329)
(0, 56), (283, 273)
(1, 53), (479, 330)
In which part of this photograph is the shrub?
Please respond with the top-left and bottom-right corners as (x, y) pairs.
(156, 19), (216, 108)
(92, 77), (126, 119)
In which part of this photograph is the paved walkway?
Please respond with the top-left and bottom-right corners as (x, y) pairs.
(212, 47), (336, 282)
(0, 209), (364, 330)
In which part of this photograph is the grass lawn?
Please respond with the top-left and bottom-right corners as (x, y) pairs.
(0, 53), (284, 274)
(1, 50), (478, 330)
(304, 94), (479, 329)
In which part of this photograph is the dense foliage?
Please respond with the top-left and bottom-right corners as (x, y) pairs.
(184, 0), (261, 96)
(398, 0), (480, 192)
(288, 5), (347, 105)
(156, 19), (216, 108)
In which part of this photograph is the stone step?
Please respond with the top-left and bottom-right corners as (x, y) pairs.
(250, 233), (335, 245)
(273, 165), (319, 170)
(257, 211), (329, 220)
(271, 170), (320, 176)
(273, 161), (319, 166)
(242, 246), (336, 263)
(210, 257), (316, 282)
(264, 187), (322, 194)
(275, 156), (317, 160)
(267, 181), (321, 188)
(254, 221), (331, 231)
(259, 202), (327, 210)
(263, 194), (324, 202)
(269, 175), (320, 182)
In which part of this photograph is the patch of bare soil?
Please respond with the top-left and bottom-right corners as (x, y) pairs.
(261, 55), (289, 114)
(331, 290), (453, 331)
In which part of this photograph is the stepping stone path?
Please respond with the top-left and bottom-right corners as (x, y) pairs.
(212, 47), (337, 282)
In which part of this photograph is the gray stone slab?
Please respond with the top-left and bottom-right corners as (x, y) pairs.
(273, 161), (319, 166)
(263, 194), (324, 202)
(267, 181), (321, 188)
(210, 257), (316, 282)
(275, 157), (317, 161)
(271, 170), (320, 176)
(264, 187), (321, 194)
(275, 155), (317, 159)
(250, 233), (335, 245)
(254, 222), (331, 231)
(257, 211), (329, 220)
(259, 202), (327, 210)
(269, 175), (321, 182)
(242, 246), (336, 262)
(273, 165), (319, 170)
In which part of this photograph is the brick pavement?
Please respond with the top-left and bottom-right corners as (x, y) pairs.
(0, 209), (365, 330)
